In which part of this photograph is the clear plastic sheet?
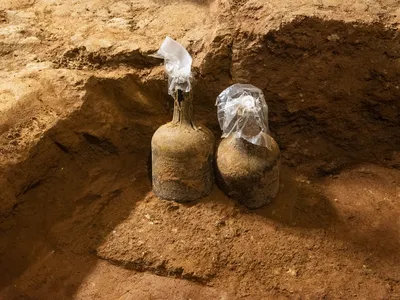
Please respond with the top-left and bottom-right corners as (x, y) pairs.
(216, 83), (272, 149)
(152, 36), (192, 95)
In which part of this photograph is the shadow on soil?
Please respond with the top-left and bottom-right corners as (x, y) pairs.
(254, 168), (338, 229)
(0, 75), (167, 298)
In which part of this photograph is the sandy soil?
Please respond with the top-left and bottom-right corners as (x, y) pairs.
(0, 0), (399, 299)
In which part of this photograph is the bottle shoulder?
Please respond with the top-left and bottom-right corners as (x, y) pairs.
(152, 122), (215, 154)
(216, 136), (280, 173)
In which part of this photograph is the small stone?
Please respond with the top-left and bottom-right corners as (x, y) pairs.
(287, 268), (298, 276)
(327, 34), (340, 42)
(215, 219), (226, 227)
(273, 268), (281, 275)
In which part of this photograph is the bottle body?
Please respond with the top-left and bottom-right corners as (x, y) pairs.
(152, 124), (214, 201)
(216, 135), (280, 208)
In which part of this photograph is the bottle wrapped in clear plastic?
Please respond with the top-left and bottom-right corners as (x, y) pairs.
(216, 83), (273, 150)
(151, 37), (215, 202)
(215, 84), (280, 208)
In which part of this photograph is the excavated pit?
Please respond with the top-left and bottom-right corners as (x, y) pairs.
(0, 10), (400, 300)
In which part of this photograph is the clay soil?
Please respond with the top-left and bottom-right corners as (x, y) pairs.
(1, 0), (400, 299)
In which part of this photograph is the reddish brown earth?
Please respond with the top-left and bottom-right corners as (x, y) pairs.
(0, 0), (400, 299)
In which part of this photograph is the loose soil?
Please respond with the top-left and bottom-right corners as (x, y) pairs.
(0, 0), (399, 299)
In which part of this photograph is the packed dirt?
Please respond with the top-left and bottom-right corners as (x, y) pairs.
(0, 0), (400, 299)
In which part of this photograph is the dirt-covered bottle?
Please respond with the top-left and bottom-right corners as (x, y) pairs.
(151, 90), (215, 202)
(215, 83), (280, 208)
(151, 37), (215, 202)
(216, 135), (280, 208)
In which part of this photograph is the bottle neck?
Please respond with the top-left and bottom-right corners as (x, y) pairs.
(172, 89), (194, 127)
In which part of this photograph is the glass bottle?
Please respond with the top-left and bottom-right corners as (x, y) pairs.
(151, 90), (215, 202)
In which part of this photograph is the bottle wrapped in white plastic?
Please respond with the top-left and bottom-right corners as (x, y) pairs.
(215, 84), (280, 208)
(151, 37), (215, 202)
(216, 83), (273, 149)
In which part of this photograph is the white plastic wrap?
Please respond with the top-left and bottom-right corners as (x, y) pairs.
(216, 83), (272, 149)
(152, 36), (192, 95)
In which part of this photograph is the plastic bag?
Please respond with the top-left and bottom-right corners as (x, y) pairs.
(216, 83), (272, 149)
(152, 36), (192, 95)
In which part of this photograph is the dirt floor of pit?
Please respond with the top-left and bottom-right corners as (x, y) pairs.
(1, 159), (400, 299)
(1, 0), (400, 299)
